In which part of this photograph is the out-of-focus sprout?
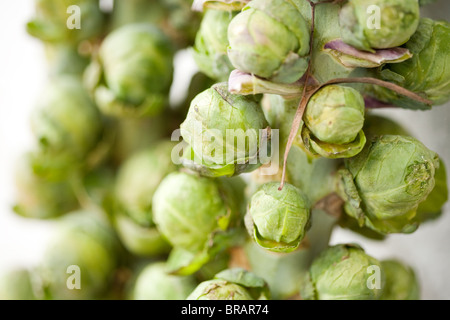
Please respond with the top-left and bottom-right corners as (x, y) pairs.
(192, 9), (236, 81)
(371, 18), (450, 108)
(13, 152), (79, 219)
(339, 0), (420, 52)
(300, 244), (385, 300)
(179, 83), (270, 177)
(84, 23), (174, 118)
(380, 259), (420, 300)
(0, 269), (40, 300)
(152, 171), (245, 275)
(301, 85), (366, 159)
(38, 211), (121, 300)
(186, 268), (270, 300)
(30, 76), (104, 180)
(245, 182), (310, 253)
(112, 141), (177, 256)
(337, 135), (440, 235)
(227, 0), (310, 84)
(130, 262), (197, 300)
(26, 0), (105, 44)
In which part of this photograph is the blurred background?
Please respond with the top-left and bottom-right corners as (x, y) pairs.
(0, 0), (449, 299)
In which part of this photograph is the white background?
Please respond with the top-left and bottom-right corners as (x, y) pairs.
(0, 1), (449, 299)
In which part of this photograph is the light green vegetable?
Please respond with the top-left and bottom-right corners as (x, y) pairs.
(300, 244), (385, 300)
(227, 0), (310, 83)
(245, 182), (310, 253)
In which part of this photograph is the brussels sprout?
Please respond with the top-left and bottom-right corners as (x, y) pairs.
(187, 268), (269, 300)
(372, 18), (450, 107)
(0, 269), (40, 300)
(337, 135), (439, 235)
(152, 171), (243, 274)
(227, 0), (310, 84)
(31, 76), (103, 163)
(301, 85), (366, 159)
(38, 211), (120, 300)
(245, 182), (310, 253)
(85, 23), (174, 118)
(180, 83), (270, 177)
(300, 244), (385, 300)
(192, 9), (236, 81)
(131, 262), (197, 300)
(13, 152), (79, 219)
(339, 0), (420, 52)
(380, 260), (420, 300)
(26, 0), (105, 44)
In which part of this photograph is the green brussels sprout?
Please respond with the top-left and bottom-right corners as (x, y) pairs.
(0, 269), (40, 300)
(30, 76), (103, 169)
(131, 262), (197, 300)
(372, 18), (450, 107)
(152, 171), (243, 274)
(180, 83), (270, 177)
(227, 0), (310, 84)
(245, 182), (310, 253)
(380, 260), (420, 300)
(192, 9), (236, 81)
(337, 135), (440, 235)
(84, 23), (174, 118)
(186, 268), (270, 300)
(152, 171), (236, 251)
(13, 152), (79, 219)
(38, 211), (120, 300)
(300, 244), (385, 300)
(26, 0), (105, 44)
(339, 0), (420, 52)
(301, 85), (366, 159)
